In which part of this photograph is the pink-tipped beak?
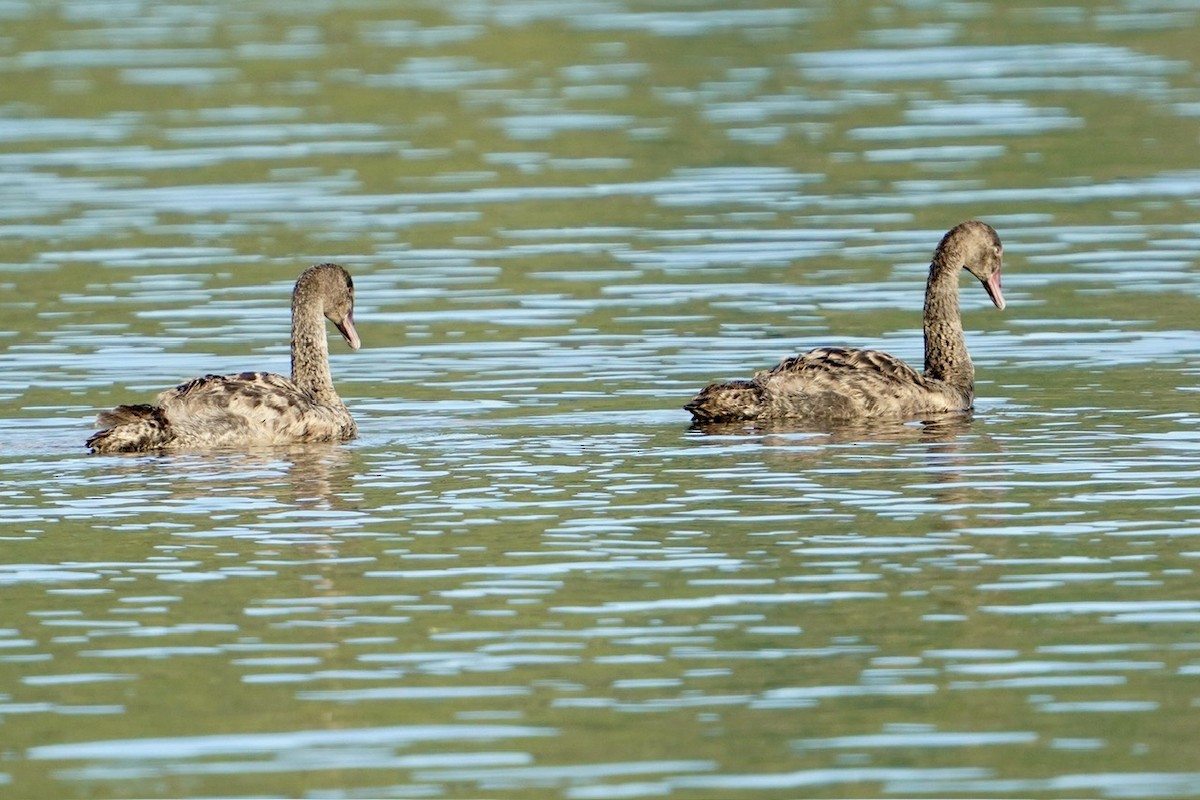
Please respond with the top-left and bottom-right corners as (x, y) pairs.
(983, 269), (1005, 311)
(336, 312), (361, 350)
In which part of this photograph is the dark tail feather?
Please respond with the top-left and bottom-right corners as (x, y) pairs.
(86, 404), (171, 453)
(684, 380), (767, 422)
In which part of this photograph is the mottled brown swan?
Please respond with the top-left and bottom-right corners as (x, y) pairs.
(685, 220), (1005, 423)
(87, 263), (361, 453)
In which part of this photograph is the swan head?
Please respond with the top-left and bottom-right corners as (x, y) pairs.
(298, 262), (361, 350)
(946, 220), (1005, 311)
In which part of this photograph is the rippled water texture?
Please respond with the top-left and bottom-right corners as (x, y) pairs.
(2, 1), (1200, 798)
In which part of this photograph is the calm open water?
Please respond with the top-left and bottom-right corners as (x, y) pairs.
(2, 1), (1200, 798)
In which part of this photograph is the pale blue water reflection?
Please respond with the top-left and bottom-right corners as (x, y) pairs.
(3, 0), (1200, 798)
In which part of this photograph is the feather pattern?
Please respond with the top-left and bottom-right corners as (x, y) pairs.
(686, 221), (1005, 423)
(88, 263), (360, 453)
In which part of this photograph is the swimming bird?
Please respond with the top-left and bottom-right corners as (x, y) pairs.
(87, 262), (361, 453)
(685, 220), (1005, 423)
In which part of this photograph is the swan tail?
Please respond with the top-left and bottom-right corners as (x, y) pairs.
(87, 404), (171, 453)
(684, 380), (768, 422)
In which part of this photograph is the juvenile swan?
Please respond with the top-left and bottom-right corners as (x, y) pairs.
(87, 263), (361, 453)
(685, 220), (1006, 423)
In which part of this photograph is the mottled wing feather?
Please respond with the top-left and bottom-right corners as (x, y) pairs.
(763, 347), (924, 387)
(756, 346), (970, 419)
(86, 404), (170, 452)
(157, 371), (353, 446)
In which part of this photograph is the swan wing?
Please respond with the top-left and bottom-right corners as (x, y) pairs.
(157, 372), (350, 445)
(754, 347), (965, 418)
(764, 347), (924, 386)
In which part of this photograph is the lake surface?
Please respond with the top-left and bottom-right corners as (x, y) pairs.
(3, 1), (1200, 798)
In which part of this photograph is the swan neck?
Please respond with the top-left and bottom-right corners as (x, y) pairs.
(291, 290), (339, 405)
(923, 254), (973, 389)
